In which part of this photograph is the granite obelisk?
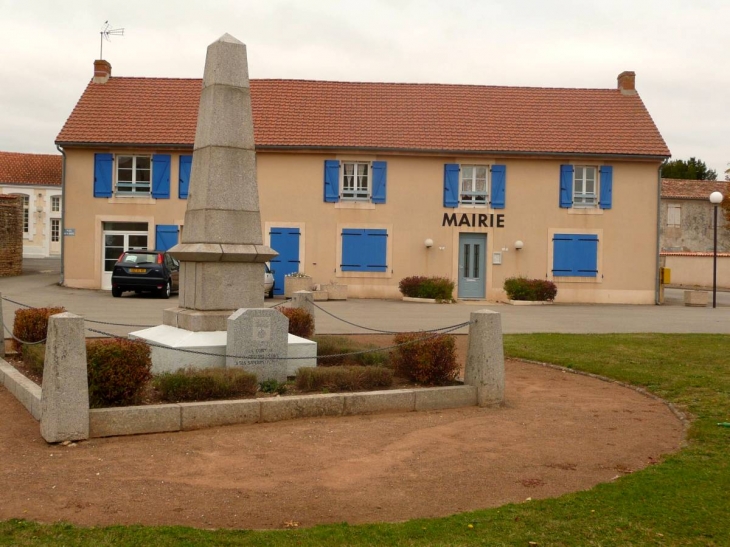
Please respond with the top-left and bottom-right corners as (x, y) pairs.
(164, 34), (277, 332)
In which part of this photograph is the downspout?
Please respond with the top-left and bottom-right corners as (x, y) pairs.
(56, 145), (66, 286)
(655, 165), (662, 304)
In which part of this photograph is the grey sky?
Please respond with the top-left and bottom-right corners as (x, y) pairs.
(1, 0), (727, 178)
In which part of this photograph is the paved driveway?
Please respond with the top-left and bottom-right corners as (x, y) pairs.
(1, 259), (728, 337)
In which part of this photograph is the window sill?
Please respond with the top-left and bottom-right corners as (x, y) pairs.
(108, 195), (157, 205)
(552, 276), (602, 284)
(568, 207), (603, 215)
(335, 201), (376, 210)
(337, 270), (392, 279)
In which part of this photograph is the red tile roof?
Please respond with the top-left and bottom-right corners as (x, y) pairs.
(0, 151), (62, 186)
(56, 77), (670, 157)
(661, 251), (730, 257)
(661, 178), (729, 200)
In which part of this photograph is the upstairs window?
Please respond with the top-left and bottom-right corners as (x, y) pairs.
(460, 165), (489, 206)
(342, 162), (370, 200)
(573, 166), (598, 207)
(51, 195), (61, 212)
(667, 204), (681, 227)
(117, 155), (151, 194)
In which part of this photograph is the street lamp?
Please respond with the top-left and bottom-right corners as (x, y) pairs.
(709, 191), (724, 309)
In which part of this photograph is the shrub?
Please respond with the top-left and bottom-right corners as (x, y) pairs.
(280, 307), (315, 339)
(21, 343), (46, 377)
(503, 277), (558, 301)
(153, 367), (258, 403)
(12, 307), (65, 352)
(259, 378), (288, 395)
(392, 332), (458, 385)
(86, 338), (152, 408)
(398, 276), (455, 300)
(312, 335), (390, 367)
(295, 366), (393, 392)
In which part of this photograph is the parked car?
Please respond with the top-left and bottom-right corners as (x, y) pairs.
(112, 251), (276, 299)
(265, 263), (275, 298)
(111, 250), (179, 299)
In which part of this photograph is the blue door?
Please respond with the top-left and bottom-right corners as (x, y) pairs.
(269, 227), (301, 296)
(458, 233), (486, 299)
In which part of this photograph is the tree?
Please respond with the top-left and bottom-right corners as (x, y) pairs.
(661, 157), (718, 180)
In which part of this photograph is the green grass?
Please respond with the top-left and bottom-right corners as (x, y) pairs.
(2, 333), (729, 546)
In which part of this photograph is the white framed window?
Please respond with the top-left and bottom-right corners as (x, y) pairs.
(667, 204), (681, 227)
(117, 155), (151, 194)
(51, 219), (60, 242)
(10, 194), (29, 234)
(573, 166), (598, 207)
(460, 165), (488, 206)
(342, 162), (370, 200)
(51, 195), (61, 212)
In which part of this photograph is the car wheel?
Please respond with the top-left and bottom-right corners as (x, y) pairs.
(160, 279), (172, 299)
(112, 287), (122, 298)
(267, 286), (274, 299)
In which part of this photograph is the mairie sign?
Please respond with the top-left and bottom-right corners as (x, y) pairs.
(442, 212), (505, 228)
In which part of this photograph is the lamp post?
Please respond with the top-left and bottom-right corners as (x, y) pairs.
(709, 191), (724, 309)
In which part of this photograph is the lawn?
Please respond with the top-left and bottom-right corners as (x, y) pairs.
(1, 333), (729, 546)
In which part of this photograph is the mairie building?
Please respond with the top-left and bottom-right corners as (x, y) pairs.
(55, 60), (670, 303)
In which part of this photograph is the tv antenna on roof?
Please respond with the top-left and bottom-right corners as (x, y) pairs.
(99, 21), (124, 59)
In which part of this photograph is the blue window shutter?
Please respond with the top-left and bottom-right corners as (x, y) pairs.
(155, 224), (179, 251)
(560, 165), (573, 208)
(93, 153), (113, 197)
(151, 154), (171, 199)
(552, 234), (575, 276)
(324, 160), (340, 203)
(444, 164), (460, 207)
(371, 161), (387, 204)
(490, 164), (506, 209)
(179, 155), (192, 199)
(341, 228), (388, 272)
(599, 166), (613, 210)
(575, 234), (599, 276)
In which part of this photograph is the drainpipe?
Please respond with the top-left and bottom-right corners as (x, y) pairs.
(655, 165), (662, 305)
(56, 145), (66, 286)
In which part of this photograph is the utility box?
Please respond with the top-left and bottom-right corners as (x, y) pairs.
(660, 267), (671, 284)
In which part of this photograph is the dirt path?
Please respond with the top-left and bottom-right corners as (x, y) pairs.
(0, 337), (684, 530)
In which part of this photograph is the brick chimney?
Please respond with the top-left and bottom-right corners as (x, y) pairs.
(93, 60), (112, 84)
(617, 71), (636, 95)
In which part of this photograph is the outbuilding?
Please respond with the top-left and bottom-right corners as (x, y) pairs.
(56, 61), (669, 303)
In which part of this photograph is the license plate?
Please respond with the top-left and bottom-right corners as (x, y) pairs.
(129, 268), (146, 273)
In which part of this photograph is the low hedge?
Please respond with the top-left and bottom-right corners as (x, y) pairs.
(12, 307), (65, 352)
(86, 339), (152, 408)
(280, 307), (315, 339)
(503, 277), (558, 301)
(153, 367), (258, 402)
(295, 366), (393, 392)
(313, 335), (389, 367)
(398, 276), (455, 300)
(392, 332), (458, 385)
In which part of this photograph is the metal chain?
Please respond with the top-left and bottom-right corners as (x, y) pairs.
(83, 318), (157, 328)
(310, 300), (469, 335)
(3, 323), (47, 346)
(86, 320), (471, 361)
(1, 296), (32, 309)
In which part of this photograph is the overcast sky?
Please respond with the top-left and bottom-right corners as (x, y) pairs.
(1, 0), (727, 179)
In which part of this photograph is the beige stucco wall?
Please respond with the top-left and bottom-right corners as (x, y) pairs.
(0, 184), (62, 257)
(663, 255), (730, 289)
(61, 147), (661, 303)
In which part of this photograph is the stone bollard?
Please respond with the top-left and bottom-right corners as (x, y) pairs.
(464, 310), (505, 407)
(292, 290), (315, 319)
(40, 312), (89, 443)
(0, 292), (5, 358)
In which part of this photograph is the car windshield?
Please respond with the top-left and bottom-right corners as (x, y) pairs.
(121, 252), (159, 265)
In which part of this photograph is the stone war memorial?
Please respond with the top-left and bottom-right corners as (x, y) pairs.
(131, 34), (316, 379)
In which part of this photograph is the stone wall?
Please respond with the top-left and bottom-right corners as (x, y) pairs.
(661, 198), (730, 253)
(0, 195), (23, 277)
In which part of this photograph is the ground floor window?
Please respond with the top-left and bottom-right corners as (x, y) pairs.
(10, 194), (29, 233)
(51, 219), (60, 242)
(341, 228), (388, 272)
(552, 233), (598, 277)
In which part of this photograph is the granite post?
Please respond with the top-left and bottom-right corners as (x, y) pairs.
(464, 310), (505, 407)
(291, 290), (315, 319)
(227, 309), (289, 383)
(40, 312), (89, 442)
(165, 33), (277, 332)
